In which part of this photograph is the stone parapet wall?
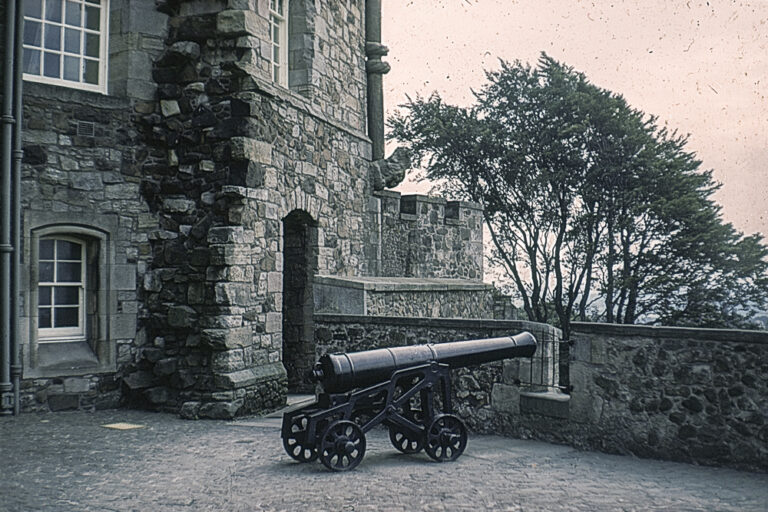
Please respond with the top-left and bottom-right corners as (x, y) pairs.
(313, 314), (560, 430)
(565, 323), (768, 471)
(314, 316), (768, 472)
(374, 191), (484, 280)
(314, 276), (494, 318)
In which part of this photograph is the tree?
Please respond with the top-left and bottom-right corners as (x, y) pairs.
(389, 53), (768, 337)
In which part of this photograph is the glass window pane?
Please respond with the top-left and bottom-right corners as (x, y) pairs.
(39, 308), (52, 328)
(43, 51), (60, 77)
(39, 286), (52, 306)
(24, 20), (42, 47)
(25, 0), (43, 19)
(65, 1), (81, 26)
(39, 262), (54, 282)
(273, 45), (279, 63)
(45, 0), (63, 23)
(54, 286), (79, 305)
(276, 0), (283, 15)
(57, 262), (81, 282)
(64, 27), (80, 53)
(63, 55), (79, 81)
(272, 22), (279, 44)
(84, 5), (99, 30)
(44, 24), (61, 50)
(23, 48), (41, 75)
(57, 240), (81, 260)
(54, 307), (79, 327)
(270, 0), (276, 11)
(83, 58), (98, 84)
(40, 239), (55, 259)
(84, 32), (99, 58)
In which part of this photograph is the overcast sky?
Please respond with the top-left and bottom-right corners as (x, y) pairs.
(382, 0), (768, 238)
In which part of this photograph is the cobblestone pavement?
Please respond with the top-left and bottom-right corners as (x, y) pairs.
(1, 408), (766, 512)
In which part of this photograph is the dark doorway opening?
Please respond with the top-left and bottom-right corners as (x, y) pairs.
(282, 210), (318, 393)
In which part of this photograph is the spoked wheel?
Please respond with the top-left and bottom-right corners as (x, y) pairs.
(282, 415), (318, 463)
(425, 414), (467, 462)
(319, 420), (367, 472)
(389, 425), (424, 454)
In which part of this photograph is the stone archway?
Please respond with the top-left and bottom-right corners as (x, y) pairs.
(282, 210), (318, 393)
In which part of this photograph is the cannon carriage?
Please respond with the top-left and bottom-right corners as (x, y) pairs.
(281, 332), (537, 471)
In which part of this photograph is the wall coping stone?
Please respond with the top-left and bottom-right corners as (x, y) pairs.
(314, 276), (490, 292)
(315, 313), (558, 334)
(571, 322), (768, 344)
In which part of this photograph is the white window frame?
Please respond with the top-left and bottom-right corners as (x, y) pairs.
(269, 0), (289, 87)
(37, 236), (87, 343)
(22, 0), (110, 94)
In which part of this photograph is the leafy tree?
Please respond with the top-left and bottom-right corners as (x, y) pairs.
(389, 53), (768, 337)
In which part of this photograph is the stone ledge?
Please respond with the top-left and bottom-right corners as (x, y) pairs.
(520, 391), (570, 419)
(315, 313), (556, 332)
(571, 322), (768, 344)
(314, 275), (490, 292)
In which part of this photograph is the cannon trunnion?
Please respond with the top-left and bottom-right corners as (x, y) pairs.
(281, 332), (537, 471)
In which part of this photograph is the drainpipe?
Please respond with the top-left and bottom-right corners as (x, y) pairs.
(364, 0), (390, 162)
(1, 0), (18, 415)
(12, 0), (24, 415)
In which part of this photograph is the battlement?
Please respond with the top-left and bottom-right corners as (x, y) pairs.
(372, 191), (484, 280)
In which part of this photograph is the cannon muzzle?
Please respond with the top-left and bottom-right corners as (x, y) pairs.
(312, 332), (536, 393)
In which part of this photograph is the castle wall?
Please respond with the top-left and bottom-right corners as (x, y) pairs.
(375, 191), (484, 280)
(13, 1), (169, 412)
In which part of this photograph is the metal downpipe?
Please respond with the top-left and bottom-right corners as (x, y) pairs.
(0, 0), (19, 415)
(12, 0), (25, 415)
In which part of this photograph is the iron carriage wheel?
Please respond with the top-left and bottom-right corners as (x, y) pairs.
(388, 425), (425, 454)
(424, 414), (467, 462)
(282, 414), (319, 463)
(319, 420), (367, 471)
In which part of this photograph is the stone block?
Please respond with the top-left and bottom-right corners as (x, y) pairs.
(168, 305), (197, 328)
(214, 282), (252, 305)
(179, 401), (201, 419)
(202, 326), (253, 349)
(230, 137), (272, 165)
(154, 358), (178, 376)
(217, 9), (265, 37)
(111, 264), (137, 290)
(48, 394), (80, 411)
(198, 400), (242, 419)
(265, 312), (281, 333)
(490, 383), (520, 413)
(520, 391), (570, 419)
(214, 361), (286, 389)
(111, 313), (138, 338)
(212, 349), (246, 372)
(63, 378), (91, 393)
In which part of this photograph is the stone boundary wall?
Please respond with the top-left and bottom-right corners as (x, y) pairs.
(313, 314), (561, 431)
(315, 315), (768, 473)
(564, 323), (768, 472)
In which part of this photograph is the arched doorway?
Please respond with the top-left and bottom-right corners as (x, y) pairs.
(282, 210), (318, 393)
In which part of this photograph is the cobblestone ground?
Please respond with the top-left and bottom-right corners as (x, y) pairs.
(1, 408), (766, 512)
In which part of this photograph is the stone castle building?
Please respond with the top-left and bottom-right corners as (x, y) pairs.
(0, 0), (487, 417)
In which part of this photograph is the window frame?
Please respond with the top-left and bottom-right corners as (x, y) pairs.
(269, 0), (289, 87)
(21, 0), (110, 94)
(37, 236), (87, 343)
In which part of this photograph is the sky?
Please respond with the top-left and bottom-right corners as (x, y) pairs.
(382, 0), (768, 238)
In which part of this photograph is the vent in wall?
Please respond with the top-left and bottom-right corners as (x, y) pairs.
(77, 121), (95, 137)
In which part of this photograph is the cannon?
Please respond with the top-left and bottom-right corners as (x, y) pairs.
(281, 332), (536, 471)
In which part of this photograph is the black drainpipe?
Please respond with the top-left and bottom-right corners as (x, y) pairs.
(1, 0), (19, 415)
(12, 0), (24, 415)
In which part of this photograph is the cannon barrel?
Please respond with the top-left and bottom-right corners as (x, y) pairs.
(312, 332), (536, 393)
